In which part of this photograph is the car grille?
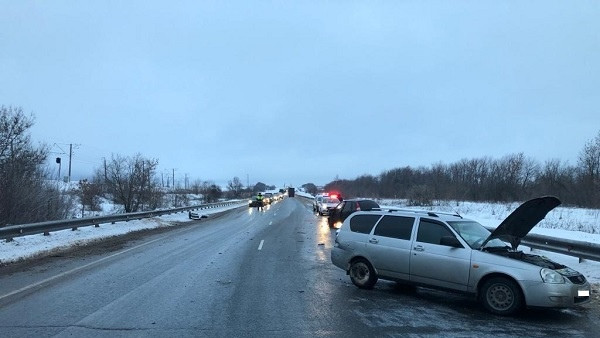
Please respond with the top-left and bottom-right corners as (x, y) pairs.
(574, 296), (590, 304)
(567, 275), (587, 285)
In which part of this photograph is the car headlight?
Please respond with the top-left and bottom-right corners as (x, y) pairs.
(540, 268), (565, 284)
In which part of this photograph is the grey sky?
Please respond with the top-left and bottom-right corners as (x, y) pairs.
(1, 1), (599, 188)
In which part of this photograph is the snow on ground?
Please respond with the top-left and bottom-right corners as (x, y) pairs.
(0, 202), (245, 265)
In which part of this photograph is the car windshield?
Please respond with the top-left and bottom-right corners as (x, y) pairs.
(358, 201), (380, 210)
(447, 221), (507, 249)
(324, 198), (339, 204)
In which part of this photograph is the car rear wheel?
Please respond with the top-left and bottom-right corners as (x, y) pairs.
(480, 277), (523, 315)
(349, 258), (377, 289)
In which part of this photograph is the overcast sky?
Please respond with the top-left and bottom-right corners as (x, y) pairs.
(1, 1), (599, 188)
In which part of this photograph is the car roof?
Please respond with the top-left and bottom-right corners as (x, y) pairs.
(343, 198), (374, 202)
(351, 208), (465, 222)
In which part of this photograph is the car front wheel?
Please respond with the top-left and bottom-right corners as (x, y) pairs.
(349, 258), (377, 289)
(480, 277), (523, 315)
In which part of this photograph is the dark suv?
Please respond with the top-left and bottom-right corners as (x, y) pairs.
(327, 199), (380, 227)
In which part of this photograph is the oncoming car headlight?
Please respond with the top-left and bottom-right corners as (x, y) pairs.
(541, 268), (565, 284)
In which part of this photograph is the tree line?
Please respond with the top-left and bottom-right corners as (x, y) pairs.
(324, 133), (600, 208)
(2, 104), (599, 226)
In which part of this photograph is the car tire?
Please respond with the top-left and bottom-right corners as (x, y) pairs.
(349, 258), (377, 289)
(480, 277), (523, 316)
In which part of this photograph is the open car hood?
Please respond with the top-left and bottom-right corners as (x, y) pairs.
(481, 196), (561, 250)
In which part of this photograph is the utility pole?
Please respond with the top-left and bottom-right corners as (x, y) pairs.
(68, 143), (73, 182)
(103, 157), (108, 180)
(172, 168), (176, 190)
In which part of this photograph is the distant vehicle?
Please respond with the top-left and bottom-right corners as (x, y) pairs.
(248, 196), (263, 208)
(328, 199), (380, 227)
(331, 196), (591, 315)
(313, 194), (325, 212)
(288, 187), (295, 197)
(188, 211), (207, 220)
(263, 192), (274, 204)
(317, 196), (340, 216)
(313, 192), (341, 212)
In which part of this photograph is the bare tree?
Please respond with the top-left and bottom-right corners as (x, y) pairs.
(535, 159), (575, 200)
(200, 181), (222, 203)
(577, 131), (600, 207)
(227, 176), (244, 198)
(0, 106), (71, 225)
(190, 179), (203, 195)
(301, 183), (318, 196)
(253, 182), (267, 192)
(97, 153), (160, 212)
(77, 179), (102, 216)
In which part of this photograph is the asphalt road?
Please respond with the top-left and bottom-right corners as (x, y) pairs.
(0, 197), (598, 337)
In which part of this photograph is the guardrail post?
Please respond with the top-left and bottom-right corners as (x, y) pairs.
(95, 224), (100, 228)
(44, 231), (50, 236)
(579, 257), (585, 263)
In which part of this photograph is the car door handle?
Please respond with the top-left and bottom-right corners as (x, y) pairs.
(413, 245), (424, 251)
(369, 238), (378, 244)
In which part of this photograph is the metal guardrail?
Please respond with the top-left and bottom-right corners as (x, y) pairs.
(483, 226), (600, 263)
(0, 200), (246, 242)
(520, 234), (600, 263)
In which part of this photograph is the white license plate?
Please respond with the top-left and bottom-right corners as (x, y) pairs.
(578, 290), (590, 297)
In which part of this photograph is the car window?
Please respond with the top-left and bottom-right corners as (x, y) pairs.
(358, 200), (379, 210)
(323, 198), (339, 203)
(341, 202), (353, 213)
(349, 214), (381, 234)
(416, 219), (457, 245)
(373, 215), (415, 240)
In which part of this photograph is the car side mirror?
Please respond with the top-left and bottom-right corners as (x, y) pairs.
(440, 236), (463, 248)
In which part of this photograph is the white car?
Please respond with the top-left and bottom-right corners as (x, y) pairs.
(313, 195), (324, 212)
(331, 196), (591, 315)
(317, 196), (340, 216)
(188, 211), (207, 220)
